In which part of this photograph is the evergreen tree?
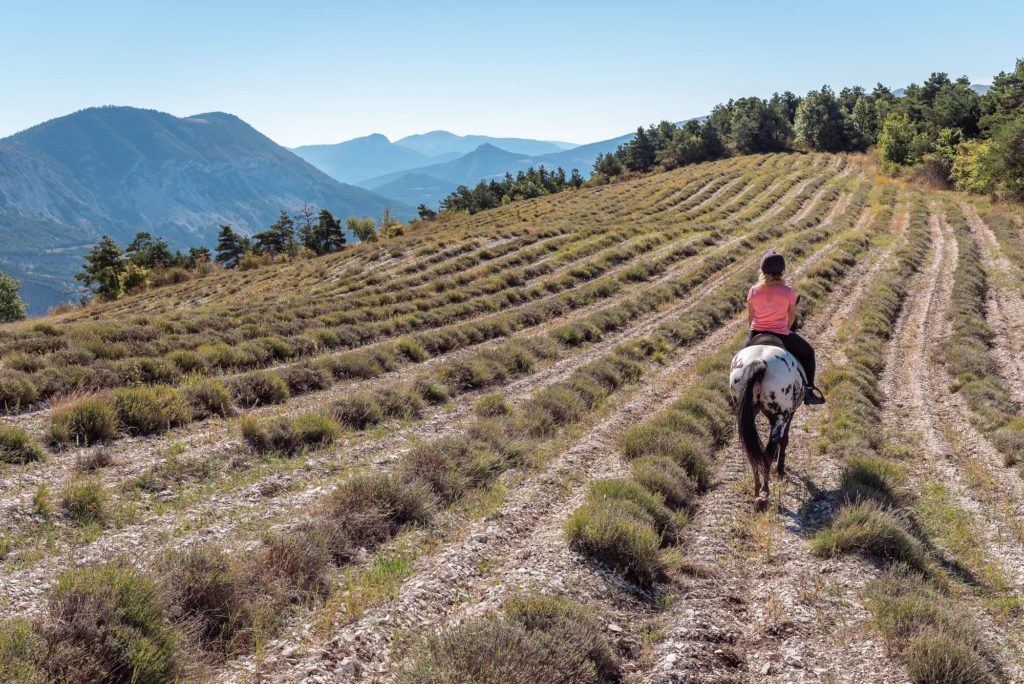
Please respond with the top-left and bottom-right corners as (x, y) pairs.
(76, 235), (125, 300)
(125, 231), (175, 268)
(301, 209), (346, 254)
(417, 204), (438, 220)
(188, 247), (212, 268)
(0, 271), (27, 322)
(254, 210), (296, 256)
(214, 224), (249, 268)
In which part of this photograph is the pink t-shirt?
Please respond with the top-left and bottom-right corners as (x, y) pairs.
(748, 283), (796, 335)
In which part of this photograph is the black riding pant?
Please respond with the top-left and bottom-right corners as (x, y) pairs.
(746, 330), (816, 386)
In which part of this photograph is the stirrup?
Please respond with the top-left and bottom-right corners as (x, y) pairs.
(804, 386), (826, 405)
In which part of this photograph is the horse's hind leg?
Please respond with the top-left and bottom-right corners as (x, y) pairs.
(748, 455), (763, 507)
(777, 419), (792, 478)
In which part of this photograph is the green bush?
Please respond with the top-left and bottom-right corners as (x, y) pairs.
(587, 478), (684, 544)
(0, 427), (46, 464)
(375, 388), (425, 420)
(181, 379), (235, 419)
(398, 596), (620, 684)
(475, 393), (511, 418)
(226, 371), (289, 408)
(618, 425), (712, 490)
(50, 397), (119, 446)
(60, 476), (107, 525)
(397, 338), (430, 362)
(811, 502), (927, 570)
(275, 363), (330, 394)
(904, 628), (992, 684)
(566, 498), (665, 587)
(329, 395), (383, 429)
(113, 386), (191, 435)
(46, 563), (182, 682)
(0, 371), (38, 413)
(629, 455), (696, 512)
(399, 437), (504, 504)
(240, 413), (340, 455)
(0, 619), (45, 683)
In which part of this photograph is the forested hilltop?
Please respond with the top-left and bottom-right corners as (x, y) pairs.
(440, 58), (1024, 213)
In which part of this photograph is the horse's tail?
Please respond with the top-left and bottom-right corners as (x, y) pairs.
(737, 359), (767, 461)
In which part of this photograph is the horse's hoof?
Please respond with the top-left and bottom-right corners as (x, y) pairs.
(776, 467), (786, 478)
(753, 497), (769, 513)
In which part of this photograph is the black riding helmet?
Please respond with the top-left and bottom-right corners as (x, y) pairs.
(760, 251), (785, 275)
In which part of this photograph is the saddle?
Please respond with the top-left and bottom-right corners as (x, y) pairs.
(745, 332), (786, 349)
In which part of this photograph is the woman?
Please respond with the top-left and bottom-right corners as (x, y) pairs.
(746, 251), (826, 405)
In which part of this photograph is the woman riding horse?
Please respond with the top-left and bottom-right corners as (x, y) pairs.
(745, 251), (825, 405)
(728, 251), (825, 510)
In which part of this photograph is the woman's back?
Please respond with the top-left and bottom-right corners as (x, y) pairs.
(747, 283), (795, 335)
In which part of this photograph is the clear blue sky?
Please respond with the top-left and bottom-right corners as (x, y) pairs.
(2, 0), (1021, 147)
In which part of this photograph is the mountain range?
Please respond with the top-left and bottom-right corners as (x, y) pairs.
(291, 131), (578, 185)
(0, 107), (411, 313)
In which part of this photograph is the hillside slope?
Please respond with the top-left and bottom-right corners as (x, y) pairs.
(1, 154), (1022, 683)
(0, 106), (412, 312)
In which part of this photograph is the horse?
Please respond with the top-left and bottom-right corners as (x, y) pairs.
(728, 333), (807, 512)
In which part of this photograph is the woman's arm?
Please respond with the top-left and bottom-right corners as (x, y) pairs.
(787, 297), (797, 327)
(748, 300), (755, 326)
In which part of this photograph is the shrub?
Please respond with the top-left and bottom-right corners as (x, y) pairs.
(811, 502), (926, 570)
(36, 365), (96, 398)
(182, 379), (235, 420)
(0, 371), (38, 412)
(275, 364), (330, 394)
(227, 371), (289, 408)
(412, 378), (450, 405)
(75, 447), (113, 472)
(246, 533), (330, 604)
(50, 397), (119, 446)
(60, 477), (107, 525)
(240, 414), (340, 455)
(165, 349), (207, 374)
(137, 357), (182, 385)
(0, 619), (45, 682)
(399, 437), (504, 504)
(320, 474), (433, 559)
(46, 563), (181, 682)
(629, 455), (696, 512)
(839, 454), (906, 504)
(399, 595), (619, 684)
(904, 628), (992, 684)
(375, 388), (424, 420)
(587, 478), (684, 544)
(503, 594), (620, 683)
(330, 353), (383, 379)
(162, 547), (254, 653)
(475, 392), (511, 417)
(520, 386), (585, 436)
(617, 425), (712, 491)
(113, 386), (192, 435)
(397, 338), (430, 362)
(439, 357), (497, 392)
(0, 427), (46, 464)
(566, 498), (665, 587)
(329, 396), (383, 429)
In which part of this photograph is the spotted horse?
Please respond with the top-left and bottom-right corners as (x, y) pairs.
(728, 332), (807, 511)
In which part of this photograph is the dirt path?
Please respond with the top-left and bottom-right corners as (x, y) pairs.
(961, 203), (1024, 405)
(878, 212), (1024, 678)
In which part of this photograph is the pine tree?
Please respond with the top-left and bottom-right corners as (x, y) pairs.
(0, 271), (27, 322)
(254, 210), (296, 256)
(76, 235), (125, 300)
(214, 224), (249, 268)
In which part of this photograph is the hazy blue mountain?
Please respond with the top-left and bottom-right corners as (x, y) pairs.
(292, 134), (433, 183)
(370, 173), (457, 209)
(0, 106), (412, 314)
(394, 130), (575, 158)
(360, 132), (635, 209)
